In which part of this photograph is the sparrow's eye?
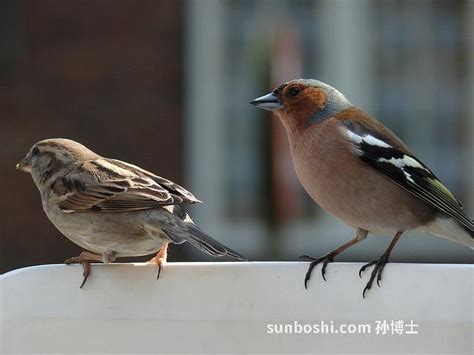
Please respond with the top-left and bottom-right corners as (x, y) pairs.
(288, 87), (300, 97)
(31, 147), (39, 157)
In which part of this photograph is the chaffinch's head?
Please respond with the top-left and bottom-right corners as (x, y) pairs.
(251, 79), (352, 131)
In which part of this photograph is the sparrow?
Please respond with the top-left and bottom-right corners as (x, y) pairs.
(251, 79), (473, 297)
(17, 138), (245, 287)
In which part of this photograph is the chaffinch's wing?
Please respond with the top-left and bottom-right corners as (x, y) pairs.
(51, 158), (201, 213)
(340, 118), (473, 234)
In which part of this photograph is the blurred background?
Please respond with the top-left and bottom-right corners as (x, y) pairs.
(1, 0), (472, 274)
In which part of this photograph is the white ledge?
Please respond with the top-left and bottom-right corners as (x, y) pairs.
(0, 262), (472, 354)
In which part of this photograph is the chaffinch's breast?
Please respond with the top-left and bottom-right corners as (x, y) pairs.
(287, 118), (436, 233)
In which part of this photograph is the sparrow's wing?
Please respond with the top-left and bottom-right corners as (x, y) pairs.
(342, 120), (473, 233)
(52, 158), (201, 213)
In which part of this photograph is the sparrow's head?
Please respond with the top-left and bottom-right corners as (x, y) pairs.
(17, 138), (99, 185)
(251, 79), (352, 131)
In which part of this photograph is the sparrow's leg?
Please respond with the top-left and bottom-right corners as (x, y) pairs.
(64, 251), (103, 288)
(300, 229), (368, 288)
(148, 241), (169, 279)
(359, 231), (403, 298)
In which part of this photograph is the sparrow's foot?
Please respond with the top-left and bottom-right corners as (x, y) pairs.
(148, 241), (169, 279)
(359, 253), (390, 298)
(65, 251), (102, 288)
(299, 252), (336, 288)
(148, 256), (166, 279)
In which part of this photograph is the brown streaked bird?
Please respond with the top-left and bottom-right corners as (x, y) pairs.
(17, 138), (245, 287)
(251, 79), (473, 297)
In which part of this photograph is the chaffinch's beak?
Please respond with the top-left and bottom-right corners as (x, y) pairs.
(16, 156), (32, 173)
(250, 92), (283, 111)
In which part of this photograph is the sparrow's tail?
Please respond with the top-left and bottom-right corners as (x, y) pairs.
(161, 206), (246, 260)
(184, 225), (247, 261)
(162, 222), (246, 261)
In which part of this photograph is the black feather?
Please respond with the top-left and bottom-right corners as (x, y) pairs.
(171, 225), (246, 261)
(358, 142), (473, 232)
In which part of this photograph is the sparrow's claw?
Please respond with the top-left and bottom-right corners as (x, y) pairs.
(157, 262), (163, 279)
(359, 254), (390, 298)
(64, 251), (102, 288)
(79, 260), (91, 288)
(147, 256), (164, 279)
(64, 256), (91, 288)
(148, 241), (169, 280)
(301, 252), (335, 288)
(64, 256), (81, 264)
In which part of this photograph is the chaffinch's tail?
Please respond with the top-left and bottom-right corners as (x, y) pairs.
(419, 215), (474, 249)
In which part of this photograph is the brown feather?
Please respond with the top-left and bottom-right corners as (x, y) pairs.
(52, 157), (200, 213)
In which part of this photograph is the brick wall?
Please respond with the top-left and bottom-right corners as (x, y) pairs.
(0, 0), (186, 273)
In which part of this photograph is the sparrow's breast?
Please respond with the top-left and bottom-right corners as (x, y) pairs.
(42, 201), (164, 257)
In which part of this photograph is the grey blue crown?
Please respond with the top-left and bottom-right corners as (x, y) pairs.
(250, 79), (352, 123)
(296, 79), (352, 123)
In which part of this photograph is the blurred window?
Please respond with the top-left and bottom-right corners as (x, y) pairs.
(185, 0), (473, 262)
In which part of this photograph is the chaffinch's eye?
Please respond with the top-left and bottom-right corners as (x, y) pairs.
(288, 87), (300, 97)
(31, 147), (39, 157)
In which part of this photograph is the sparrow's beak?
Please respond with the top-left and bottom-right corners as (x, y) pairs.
(16, 156), (32, 173)
(250, 92), (283, 111)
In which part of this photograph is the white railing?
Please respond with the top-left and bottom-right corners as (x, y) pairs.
(0, 262), (472, 354)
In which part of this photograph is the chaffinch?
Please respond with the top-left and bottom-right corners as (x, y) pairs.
(251, 79), (473, 297)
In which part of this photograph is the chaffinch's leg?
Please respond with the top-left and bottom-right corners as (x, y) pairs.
(300, 229), (368, 288)
(148, 241), (169, 279)
(65, 251), (105, 288)
(359, 231), (403, 298)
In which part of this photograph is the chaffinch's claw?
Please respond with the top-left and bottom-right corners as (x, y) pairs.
(360, 253), (391, 298)
(301, 252), (336, 288)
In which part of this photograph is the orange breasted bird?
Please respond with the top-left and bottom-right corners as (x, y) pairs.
(251, 79), (473, 297)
